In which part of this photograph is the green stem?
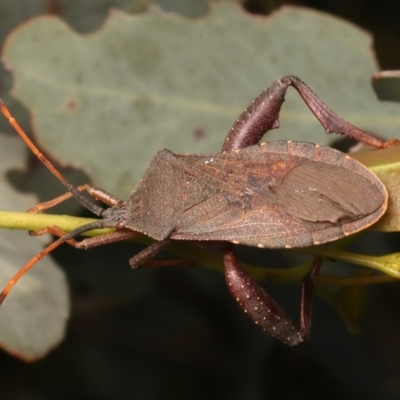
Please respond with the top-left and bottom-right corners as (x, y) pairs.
(0, 210), (399, 285)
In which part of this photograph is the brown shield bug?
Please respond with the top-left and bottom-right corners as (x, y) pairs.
(0, 76), (396, 346)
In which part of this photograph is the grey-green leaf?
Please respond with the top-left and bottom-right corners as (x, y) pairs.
(3, 5), (400, 200)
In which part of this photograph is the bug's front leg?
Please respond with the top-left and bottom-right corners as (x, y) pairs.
(223, 75), (396, 152)
(224, 247), (322, 345)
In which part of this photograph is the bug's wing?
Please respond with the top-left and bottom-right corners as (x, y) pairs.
(257, 163), (383, 223)
(171, 153), (386, 248)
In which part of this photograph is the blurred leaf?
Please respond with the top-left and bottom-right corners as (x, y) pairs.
(271, 137), (400, 235)
(0, 0), (147, 37)
(0, 0), (48, 132)
(155, 0), (209, 17)
(0, 0), (147, 134)
(155, 0), (244, 18)
(0, 134), (69, 361)
(0, 0), (46, 44)
(372, 70), (400, 102)
(56, 0), (149, 32)
(325, 273), (368, 335)
(352, 146), (400, 231)
(3, 4), (400, 200)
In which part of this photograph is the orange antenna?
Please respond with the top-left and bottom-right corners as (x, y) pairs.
(0, 99), (111, 305)
(0, 100), (104, 216)
(0, 218), (107, 304)
(0, 239), (64, 306)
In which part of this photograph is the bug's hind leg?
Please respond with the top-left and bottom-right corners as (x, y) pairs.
(223, 247), (302, 346)
(223, 75), (398, 152)
(223, 247), (322, 345)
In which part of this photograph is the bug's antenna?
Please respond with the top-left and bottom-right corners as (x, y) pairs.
(0, 238), (64, 305)
(0, 219), (106, 305)
(0, 100), (104, 216)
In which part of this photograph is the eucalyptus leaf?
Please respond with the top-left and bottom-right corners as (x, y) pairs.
(3, 4), (400, 200)
(352, 146), (400, 231)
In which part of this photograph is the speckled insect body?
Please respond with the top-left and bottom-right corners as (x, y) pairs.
(0, 76), (394, 345)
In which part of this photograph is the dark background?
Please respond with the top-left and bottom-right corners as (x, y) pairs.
(1, 1), (400, 399)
